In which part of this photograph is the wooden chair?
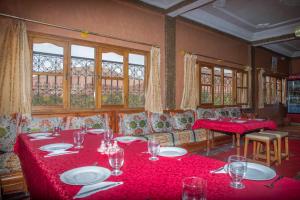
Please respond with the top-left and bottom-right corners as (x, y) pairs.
(244, 132), (278, 166)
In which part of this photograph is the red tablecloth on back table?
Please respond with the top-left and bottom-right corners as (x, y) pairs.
(192, 119), (277, 134)
(14, 130), (300, 200)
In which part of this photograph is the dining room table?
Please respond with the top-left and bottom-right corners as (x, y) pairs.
(14, 129), (300, 200)
(192, 118), (277, 155)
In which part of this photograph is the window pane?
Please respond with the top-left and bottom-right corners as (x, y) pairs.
(237, 72), (242, 87)
(214, 67), (222, 105)
(265, 76), (271, 104)
(201, 86), (212, 103)
(128, 54), (145, 108)
(32, 43), (64, 106)
(70, 45), (95, 108)
(32, 75), (63, 106)
(201, 67), (212, 84)
(102, 52), (123, 78)
(224, 69), (233, 105)
(243, 73), (248, 87)
(102, 79), (124, 105)
(277, 79), (282, 103)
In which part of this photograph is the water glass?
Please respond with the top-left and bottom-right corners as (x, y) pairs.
(108, 148), (124, 176)
(73, 131), (85, 149)
(148, 139), (160, 161)
(80, 122), (87, 134)
(227, 155), (247, 189)
(182, 177), (207, 200)
(53, 126), (61, 136)
(104, 129), (114, 144)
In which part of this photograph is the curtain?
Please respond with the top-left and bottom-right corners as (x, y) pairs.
(0, 20), (31, 115)
(145, 47), (163, 113)
(258, 68), (265, 109)
(282, 78), (287, 106)
(243, 66), (252, 108)
(180, 53), (199, 110)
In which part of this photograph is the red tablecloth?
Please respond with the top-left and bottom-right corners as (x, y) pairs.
(192, 119), (277, 134)
(15, 130), (300, 200)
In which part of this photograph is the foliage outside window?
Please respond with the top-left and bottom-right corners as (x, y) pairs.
(31, 35), (147, 111)
(199, 62), (248, 106)
(264, 75), (284, 105)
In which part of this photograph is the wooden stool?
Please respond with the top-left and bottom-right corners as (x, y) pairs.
(259, 130), (289, 164)
(244, 133), (278, 166)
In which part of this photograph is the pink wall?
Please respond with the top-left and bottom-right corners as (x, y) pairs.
(175, 20), (251, 108)
(0, 0), (166, 106)
(290, 58), (300, 74)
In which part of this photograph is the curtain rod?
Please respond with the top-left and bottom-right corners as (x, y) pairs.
(182, 50), (245, 67)
(0, 13), (159, 48)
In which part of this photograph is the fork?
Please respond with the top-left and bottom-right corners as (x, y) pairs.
(264, 175), (284, 188)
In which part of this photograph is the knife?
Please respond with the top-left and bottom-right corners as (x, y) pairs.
(73, 182), (123, 199)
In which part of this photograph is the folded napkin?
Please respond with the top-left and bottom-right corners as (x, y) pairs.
(73, 181), (123, 199)
(44, 151), (79, 158)
(209, 166), (227, 174)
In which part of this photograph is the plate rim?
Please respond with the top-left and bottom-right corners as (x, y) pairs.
(224, 162), (276, 181)
(88, 129), (106, 134)
(39, 143), (73, 152)
(158, 147), (187, 157)
(115, 136), (139, 143)
(28, 132), (52, 138)
(60, 166), (111, 185)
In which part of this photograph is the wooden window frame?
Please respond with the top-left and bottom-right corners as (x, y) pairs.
(264, 75), (284, 105)
(29, 32), (149, 114)
(199, 63), (213, 105)
(236, 70), (248, 105)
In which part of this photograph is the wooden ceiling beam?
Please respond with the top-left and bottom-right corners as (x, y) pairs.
(166, 0), (214, 17)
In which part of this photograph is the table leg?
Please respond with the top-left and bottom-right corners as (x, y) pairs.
(232, 134), (236, 148)
(206, 129), (210, 156)
(236, 133), (240, 156)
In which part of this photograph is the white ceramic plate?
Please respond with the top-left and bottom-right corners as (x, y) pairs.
(254, 118), (265, 121)
(233, 120), (247, 123)
(115, 136), (142, 143)
(88, 129), (106, 134)
(224, 162), (276, 180)
(207, 118), (218, 120)
(60, 166), (111, 185)
(39, 143), (73, 152)
(158, 147), (187, 157)
(28, 132), (52, 138)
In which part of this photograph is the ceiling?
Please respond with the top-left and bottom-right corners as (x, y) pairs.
(140, 0), (300, 57)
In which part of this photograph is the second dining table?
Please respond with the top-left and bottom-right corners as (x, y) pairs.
(14, 129), (300, 200)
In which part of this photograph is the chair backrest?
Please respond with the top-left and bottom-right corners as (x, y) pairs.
(118, 112), (150, 136)
(0, 113), (20, 152)
(66, 114), (109, 130)
(21, 115), (65, 133)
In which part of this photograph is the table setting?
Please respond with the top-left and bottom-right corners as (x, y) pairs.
(14, 128), (300, 200)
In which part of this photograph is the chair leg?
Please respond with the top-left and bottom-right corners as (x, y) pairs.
(253, 141), (257, 160)
(266, 141), (271, 166)
(285, 137), (289, 160)
(244, 138), (249, 158)
(277, 138), (281, 164)
(273, 140), (278, 165)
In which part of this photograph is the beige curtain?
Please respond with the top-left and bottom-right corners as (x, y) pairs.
(282, 78), (287, 106)
(258, 68), (265, 109)
(0, 20), (31, 115)
(180, 53), (199, 110)
(243, 66), (252, 108)
(145, 47), (163, 113)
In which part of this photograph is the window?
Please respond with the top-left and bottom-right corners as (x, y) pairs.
(31, 35), (147, 111)
(199, 62), (248, 107)
(264, 75), (284, 105)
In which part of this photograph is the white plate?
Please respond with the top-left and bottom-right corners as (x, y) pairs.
(39, 143), (73, 152)
(28, 132), (52, 138)
(158, 147), (187, 157)
(224, 162), (276, 180)
(60, 166), (111, 185)
(254, 118), (265, 121)
(207, 118), (218, 120)
(233, 120), (247, 123)
(115, 136), (142, 143)
(88, 129), (106, 134)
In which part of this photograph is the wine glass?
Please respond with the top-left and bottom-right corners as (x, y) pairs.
(73, 131), (85, 149)
(227, 155), (247, 189)
(53, 126), (61, 136)
(109, 148), (124, 176)
(104, 129), (114, 144)
(80, 122), (87, 134)
(148, 139), (160, 161)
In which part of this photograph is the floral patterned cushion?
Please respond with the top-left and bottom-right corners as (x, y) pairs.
(0, 152), (21, 175)
(196, 108), (216, 119)
(194, 129), (207, 142)
(22, 116), (64, 132)
(120, 112), (150, 136)
(0, 114), (19, 152)
(68, 115), (108, 130)
(229, 107), (241, 118)
(171, 111), (195, 131)
(214, 108), (230, 118)
(172, 130), (195, 146)
(149, 113), (173, 133)
(144, 133), (174, 147)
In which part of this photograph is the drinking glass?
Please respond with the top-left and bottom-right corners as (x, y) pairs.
(108, 148), (124, 176)
(80, 122), (87, 134)
(104, 129), (114, 144)
(227, 155), (247, 189)
(148, 139), (160, 161)
(182, 177), (207, 200)
(53, 126), (61, 136)
(73, 131), (85, 149)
